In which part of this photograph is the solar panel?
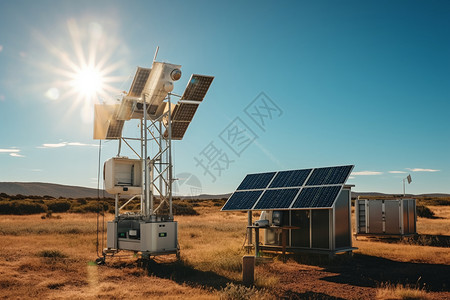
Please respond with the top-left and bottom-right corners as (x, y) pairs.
(237, 172), (276, 190)
(172, 102), (199, 122)
(221, 190), (263, 211)
(106, 119), (125, 139)
(116, 99), (133, 120)
(128, 67), (151, 98)
(291, 186), (342, 208)
(254, 188), (300, 210)
(306, 165), (353, 186)
(165, 121), (190, 140)
(180, 74), (214, 102)
(221, 165), (354, 211)
(269, 169), (312, 188)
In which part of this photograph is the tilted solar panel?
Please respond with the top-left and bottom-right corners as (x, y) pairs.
(254, 188), (300, 210)
(237, 172), (276, 190)
(221, 190), (263, 211)
(106, 119), (125, 139)
(166, 121), (191, 140)
(306, 165), (353, 186)
(180, 74), (214, 102)
(221, 165), (354, 211)
(291, 186), (342, 208)
(128, 67), (151, 98)
(269, 169), (312, 188)
(172, 102), (199, 122)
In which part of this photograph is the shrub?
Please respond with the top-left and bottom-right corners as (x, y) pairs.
(173, 203), (198, 216)
(46, 200), (71, 213)
(0, 201), (47, 215)
(37, 250), (67, 259)
(220, 283), (273, 300)
(416, 205), (435, 219)
(77, 198), (87, 205)
(376, 283), (429, 299)
(70, 201), (109, 213)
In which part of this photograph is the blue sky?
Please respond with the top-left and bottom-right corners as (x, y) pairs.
(0, 0), (449, 195)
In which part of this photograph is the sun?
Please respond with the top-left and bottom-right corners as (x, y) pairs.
(71, 65), (104, 100)
(38, 19), (127, 122)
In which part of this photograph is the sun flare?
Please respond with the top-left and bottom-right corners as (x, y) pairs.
(71, 66), (104, 100)
(38, 19), (127, 123)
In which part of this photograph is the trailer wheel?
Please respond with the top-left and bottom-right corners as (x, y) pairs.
(95, 257), (105, 265)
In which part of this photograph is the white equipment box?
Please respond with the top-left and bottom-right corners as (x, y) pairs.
(104, 157), (142, 195)
(107, 220), (178, 254)
(140, 222), (178, 253)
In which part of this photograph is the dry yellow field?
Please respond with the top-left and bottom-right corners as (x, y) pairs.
(0, 204), (449, 299)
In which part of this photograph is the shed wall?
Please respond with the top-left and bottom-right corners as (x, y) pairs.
(335, 189), (351, 248)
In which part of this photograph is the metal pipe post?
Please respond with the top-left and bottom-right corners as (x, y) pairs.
(115, 194), (119, 219)
(168, 95), (173, 218)
(247, 211), (252, 247)
(143, 97), (150, 217)
(140, 118), (144, 214)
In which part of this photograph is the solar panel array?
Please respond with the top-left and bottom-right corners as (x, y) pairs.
(128, 67), (151, 98)
(237, 172), (276, 190)
(161, 74), (215, 140)
(221, 165), (354, 211)
(106, 119), (125, 139)
(180, 74), (214, 102)
(165, 121), (190, 140)
(172, 103), (199, 122)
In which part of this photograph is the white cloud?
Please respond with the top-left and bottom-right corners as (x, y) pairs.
(31, 169), (43, 172)
(0, 148), (24, 157)
(407, 168), (440, 172)
(66, 142), (97, 146)
(41, 143), (67, 148)
(39, 142), (98, 148)
(0, 45), (3, 52)
(0, 95), (5, 101)
(0, 149), (20, 153)
(348, 176), (355, 179)
(389, 171), (407, 174)
(352, 171), (383, 176)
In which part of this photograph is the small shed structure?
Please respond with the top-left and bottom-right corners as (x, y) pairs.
(355, 198), (416, 237)
(221, 165), (356, 257)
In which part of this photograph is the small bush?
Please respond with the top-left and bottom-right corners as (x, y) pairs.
(416, 205), (435, 219)
(0, 201), (47, 215)
(376, 283), (429, 299)
(70, 201), (109, 213)
(220, 283), (273, 300)
(37, 250), (68, 259)
(77, 198), (87, 205)
(173, 203), (198, 215)
(46, 200), (71, 213)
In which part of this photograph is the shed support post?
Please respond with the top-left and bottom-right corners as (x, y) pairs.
(254, 227), (259, 257)
(247, 211), (252, 249)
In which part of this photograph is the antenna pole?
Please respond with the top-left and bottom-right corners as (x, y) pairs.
(140, 117), (144, 215)
(403, 178), (406, 197)
(153, 46), (159, 64)
(143, 95), (150, 217)
(168, 93), (173, 219)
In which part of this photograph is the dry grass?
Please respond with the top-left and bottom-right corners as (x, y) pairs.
(353, 205), (450, 264)
(417, 206), (450, 235)
(0, 202), (448, 299)
(353, 240), (450, 264)
(376, 283), (430, 299)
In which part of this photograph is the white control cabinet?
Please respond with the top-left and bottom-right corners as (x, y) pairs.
(104, 157), (142, 195)
(140, 221), (178, 253)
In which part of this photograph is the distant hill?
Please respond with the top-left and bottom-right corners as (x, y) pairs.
(0, 182), (448, 199)
(0, 182), (113, 198)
